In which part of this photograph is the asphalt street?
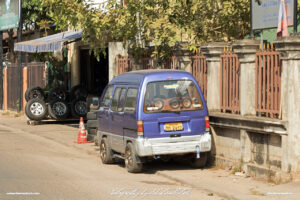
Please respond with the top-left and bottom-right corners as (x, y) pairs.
(0, 124), (223, 200)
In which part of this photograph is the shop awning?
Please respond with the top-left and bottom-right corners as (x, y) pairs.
(14, 29), (82, 53)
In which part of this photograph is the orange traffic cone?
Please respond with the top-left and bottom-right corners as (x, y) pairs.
(79, 117), (84, 130)
(75, 117), (91, 144)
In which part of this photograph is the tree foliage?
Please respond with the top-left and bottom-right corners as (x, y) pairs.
(42, 0), (250, 58)
(22, 0), (50, 30)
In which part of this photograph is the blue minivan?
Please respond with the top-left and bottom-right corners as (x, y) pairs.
(97, 70), (211, 173)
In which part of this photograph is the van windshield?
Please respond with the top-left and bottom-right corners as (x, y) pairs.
(144, 80), (203, 113)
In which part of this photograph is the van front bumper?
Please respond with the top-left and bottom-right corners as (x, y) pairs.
(134, 133), (211, 157)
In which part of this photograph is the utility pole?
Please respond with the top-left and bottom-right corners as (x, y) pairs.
(0, 31), (3, 109)
(17, 0), (22, 112)
(250, 0), (254, 38)
(294, 0), (298, 34)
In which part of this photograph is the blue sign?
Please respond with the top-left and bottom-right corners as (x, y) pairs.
(0, 0), (20, 31)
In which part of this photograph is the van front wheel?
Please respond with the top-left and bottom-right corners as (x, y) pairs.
(125, 143), (143, 173)
(100, 138), (114, 164)
(190, 152), (208, 168)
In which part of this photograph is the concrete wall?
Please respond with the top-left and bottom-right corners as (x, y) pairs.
(108, 42), (128, 81)
(173, 49), (193, 72)
(202, 43), (225, 111)
(200, 39), (296, 182)
(274, 36), (300, 173)
(187, 39), (296, 181)
(233, 40), (258, 116)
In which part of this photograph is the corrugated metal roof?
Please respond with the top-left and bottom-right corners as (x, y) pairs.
(14, 29), (82, 53)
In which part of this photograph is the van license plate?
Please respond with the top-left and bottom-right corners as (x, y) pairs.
(164, 122), (183, 132)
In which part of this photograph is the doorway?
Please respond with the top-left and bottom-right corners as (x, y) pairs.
(80, 48), (109, 96)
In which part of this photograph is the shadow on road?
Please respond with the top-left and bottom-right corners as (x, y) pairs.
(114, 158), (215, 174)
(26, 118), (84, 127)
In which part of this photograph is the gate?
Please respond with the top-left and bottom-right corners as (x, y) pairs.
(255, 46), (281, 119)
(24, 62), (45, 88)
(191, 52), (207, 100)
(3, 64), (19, 110)
(117, 56), (132, 74)
(3, 62), (46, 110)
(220, 48), (240, 114)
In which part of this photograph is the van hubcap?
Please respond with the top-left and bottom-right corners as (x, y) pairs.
(125, 148), (133, 167)
(100, 142), (106, 160)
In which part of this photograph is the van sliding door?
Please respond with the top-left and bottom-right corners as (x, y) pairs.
(110, 87), (127, 153)
(98, 86), (113, 133)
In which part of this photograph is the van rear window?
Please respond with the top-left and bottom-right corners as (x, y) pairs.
(144, 80), (203, 113)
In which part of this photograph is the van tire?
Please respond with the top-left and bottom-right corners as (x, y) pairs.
(125, 143), (143, 173)
(190, 152), (208, 168)
(100, 137), (114, 164)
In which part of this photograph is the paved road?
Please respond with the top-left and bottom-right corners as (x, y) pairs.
(0, 124), (223, 200)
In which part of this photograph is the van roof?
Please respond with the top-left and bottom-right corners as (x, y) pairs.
(109, 69), (190, 85)
(128, 69), (186, 74)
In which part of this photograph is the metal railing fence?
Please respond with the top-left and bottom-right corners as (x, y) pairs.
(255, 47), (281, 119)
(220, 49), (240, 114)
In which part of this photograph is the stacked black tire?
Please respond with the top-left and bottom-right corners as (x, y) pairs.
(86, 111), (98, 142)
(25, 86), (48, 121)
(47, 87), (70, 120)
(25, 85), (88, 121)
(69, 85), (88, 119)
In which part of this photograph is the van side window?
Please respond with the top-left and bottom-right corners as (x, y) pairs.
(117, 88), (127, 112)
(124, 88), (138, 112)
(111, 88), (121, 111)
(100, 86), (113, 108)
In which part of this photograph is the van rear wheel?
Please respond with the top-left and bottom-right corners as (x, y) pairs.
(125, 143), (143, 173)
(100, 138), (114, 164)
(190, 152), (208, 168)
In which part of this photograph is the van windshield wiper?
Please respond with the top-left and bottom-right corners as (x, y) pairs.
(160, 110), (181, 114)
